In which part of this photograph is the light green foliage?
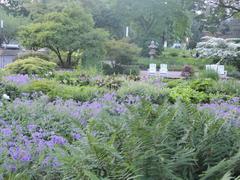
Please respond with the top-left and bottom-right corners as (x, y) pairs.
(169, 85), (209, 103)
(5, 57), (56, 76)
(189, 78), (215, 92)
(22, 79), (105, 101)
(117, 81), (169, 103)
(18, 4), (108, 67)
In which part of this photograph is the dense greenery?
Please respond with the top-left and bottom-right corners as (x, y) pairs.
(18, 4), (108, 67)
(1, 70), (240, 178)
(5, 57), (56, 76)
(0, 0), (240, 179)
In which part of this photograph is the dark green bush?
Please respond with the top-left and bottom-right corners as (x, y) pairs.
(0, 83), (20, 100)
(122, 65), (140, 75)
(169, 52), (178, 57)
(105, 39), (141, 65)
(5, 57), (56, 76)
(102, 63), (115, 75)
(102, 63), (140, 75)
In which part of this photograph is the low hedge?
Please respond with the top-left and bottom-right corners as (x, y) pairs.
(22, 80), (105, 102)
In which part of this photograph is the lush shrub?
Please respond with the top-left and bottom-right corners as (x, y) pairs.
(104, 39), (141, 74)
(169, 85), (209, 103)
(105, 39), (141, 65)
(228, 71), (240, 79)
(58, 101), (240, 179)
(122, 65), (140, 75)
(189, 78), (215, 92)
(208, 80), (240, 96)
(102, 63), (115, 75)
(0, 92), (240, 179)
(200, 69), (219, 80)
(55, 71), (90, 86)
(5, 57), (56, 76)
(167, 79), (185, 88)
(162, 48), (193, 58)
(95, 76), (123, 90)
(103, 64), (140, 75)
(117, 81), (169, 104)
(22, 80), (104, 101)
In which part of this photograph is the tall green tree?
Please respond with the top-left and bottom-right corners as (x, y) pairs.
(80, 0), (124, 38)
(114, 0), (192, 54)
(0, 8), (28, 45)
(18, 4), (108, 67)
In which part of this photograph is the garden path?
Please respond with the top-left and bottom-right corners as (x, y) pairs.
(140, 70), (183, 79)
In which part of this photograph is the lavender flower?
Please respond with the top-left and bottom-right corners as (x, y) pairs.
(3, 75), (30, 86)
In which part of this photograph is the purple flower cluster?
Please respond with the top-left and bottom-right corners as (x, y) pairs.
(199, 97), (240, 126)
(0, 119), (67, 173)
(3, 74), (31, 86)
(10, 93), (129, 127)
(0, 93), (141, 174)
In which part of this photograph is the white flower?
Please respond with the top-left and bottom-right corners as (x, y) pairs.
(2, 94), (10, 100)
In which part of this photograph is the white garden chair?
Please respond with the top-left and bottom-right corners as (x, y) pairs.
(210, 64), (218, 72)
(217, 65), (228, 76)
(206, 64), (227, 77)
(160, 64), (168, 74)
(148, 64), (157, 75)
(217, 65), (225, 75)
(205, 65), (211, 71)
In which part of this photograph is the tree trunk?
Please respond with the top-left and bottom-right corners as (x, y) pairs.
(66, 51), (73, 67)
(50, 47), (64, 67)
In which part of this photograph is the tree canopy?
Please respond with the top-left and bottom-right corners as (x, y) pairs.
(18, 4), (108, 67)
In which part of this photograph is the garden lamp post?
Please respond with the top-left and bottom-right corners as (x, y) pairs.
(126, 26), (129, 38)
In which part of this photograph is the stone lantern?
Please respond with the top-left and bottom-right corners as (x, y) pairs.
(148, 40), (158, 59)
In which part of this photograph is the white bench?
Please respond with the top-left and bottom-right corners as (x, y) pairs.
(160, 64), (168, 74)
(148, 64), (157, 75)
(205, 64), (227, 76)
